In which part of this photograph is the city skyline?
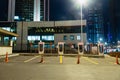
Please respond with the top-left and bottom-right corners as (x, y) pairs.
(0, 0), (120, 45)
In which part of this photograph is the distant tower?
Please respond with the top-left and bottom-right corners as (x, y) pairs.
(87, 2), (104, 44)
(8, 0), (49, 21)
(34, 0), (41, 21)
(8, 0), (15, 21)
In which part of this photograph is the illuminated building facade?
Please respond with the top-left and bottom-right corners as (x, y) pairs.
(8, 0), (49, 21)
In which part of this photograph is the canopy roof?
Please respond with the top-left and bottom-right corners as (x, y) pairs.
(0, 28), (18, 37)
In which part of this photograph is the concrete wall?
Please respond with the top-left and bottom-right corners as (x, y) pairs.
(15, 20), (87, 51)
(54, 33), (87, 45)
(55, 20), (86, 26)
(0, 47), (12, 55)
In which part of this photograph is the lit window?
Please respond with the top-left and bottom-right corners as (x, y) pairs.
(2, 27), (11, 31)
(14, 16), (20, 20)
(42, 35), (54, 41)
(77, 35), (81, 40)
(70, 35), (74, 40)
(63, 35), (67, 40)
(28, 36), (40, 40)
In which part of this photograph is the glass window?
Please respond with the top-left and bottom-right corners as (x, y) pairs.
(28, 36), (40, 40)
(70, 35), (74, 40)
(2, 27), (11, 31)
(14, 16), (20, 20)
(42, 35), (54, 41)
(77, 35), (81, 40)
(63, 35), (67, 40)
(12, 37), (17, 41)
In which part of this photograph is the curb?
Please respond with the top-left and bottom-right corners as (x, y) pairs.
(0, 54), (19, 59)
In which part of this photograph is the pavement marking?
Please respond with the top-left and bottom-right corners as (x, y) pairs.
(24, 56), (39, 63)
(82, 57), (99, 64)
(105, 56), (117, 64)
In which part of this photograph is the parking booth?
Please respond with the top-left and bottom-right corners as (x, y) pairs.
(97, 43), (104, 55)
(78, 42), (84, 54)
(58, 42), (64, 64)
(38, 42), (45, 54)
(86, 44), (92, 54)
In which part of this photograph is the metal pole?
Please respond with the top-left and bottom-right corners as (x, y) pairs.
(44, 0), (46, 21)
(48, 0), (50, 21)
(80, 3), (83, 43)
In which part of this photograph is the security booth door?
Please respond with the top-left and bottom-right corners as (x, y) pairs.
(98, 43), (104, 55)
(78, 42), (84, 54)
(58, 42), (64, 55)
(38, 42), (45, 54)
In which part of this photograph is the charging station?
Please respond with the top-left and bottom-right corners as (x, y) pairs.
(78, 42), (84, 54)
(58, 42), (64, 64)
(58, 42), (64, 55)
(98, 43), (104, 55)
(86, 44), (92, 54)
(38, 42), (45, 54)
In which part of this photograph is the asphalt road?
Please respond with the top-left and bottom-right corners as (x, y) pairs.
(0, 55), (120, 80)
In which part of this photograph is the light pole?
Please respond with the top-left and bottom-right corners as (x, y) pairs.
(75, 0), (88, 43)
(73, 0), (89, 43)
(80, 2), (83, 43)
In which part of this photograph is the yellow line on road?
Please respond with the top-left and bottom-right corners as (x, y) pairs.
(24, 56), (39, 63)
(82, 57), (99, 64)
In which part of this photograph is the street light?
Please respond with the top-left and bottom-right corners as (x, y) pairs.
(73, 0), (89, 43)
(80, 1), (83, 43)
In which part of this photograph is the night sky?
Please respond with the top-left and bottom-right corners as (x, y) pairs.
(49, 0), (98, 21)
(0, 0), (8, 21)
(0, 0), (120, 42)
(50, 0), (78, 21)
(0, 0), (95, 21)
(50, 0), (109, 21)
(0, 0), (110, 21)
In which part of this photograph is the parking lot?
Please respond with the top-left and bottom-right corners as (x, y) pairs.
(0, 54), (118, 65)
(0, 54), (120, 80)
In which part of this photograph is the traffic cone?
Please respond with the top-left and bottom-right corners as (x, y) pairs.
(5, 52), (9, 62)
(39, 55), (44, 63)
(116, 55), (119, 65)
(77, 55), (80, 64)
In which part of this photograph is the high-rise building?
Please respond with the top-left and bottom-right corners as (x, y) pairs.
(0, 0), (8, 21)
(109, 0), (120, 44)
(102, 0), (120, 45)
(87, 1), (104, 44)
(8, 0), (49, 21)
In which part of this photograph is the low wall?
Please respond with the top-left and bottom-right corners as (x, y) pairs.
(0, 46), (12, 55)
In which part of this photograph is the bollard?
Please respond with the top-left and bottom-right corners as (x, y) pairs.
(5, 52), (9, 63)
(116, 55), (119, 65)
(60, 55), (63, 64)
(77, 55), (80, 64)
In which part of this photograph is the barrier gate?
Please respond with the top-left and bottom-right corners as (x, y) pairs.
(58, 42), (64, 55)
(78, 42), (84, 54)
(98, 43), (104, 55)
(38, 42), (45, 54)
